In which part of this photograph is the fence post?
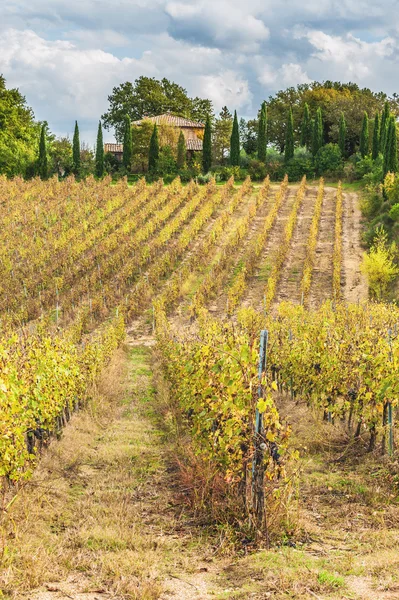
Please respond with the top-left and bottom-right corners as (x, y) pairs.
(387, 329), (394, 456)
(253, 329), (268, 530)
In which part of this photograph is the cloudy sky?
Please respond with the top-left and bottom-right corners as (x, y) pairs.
(1, 0), (398, 144)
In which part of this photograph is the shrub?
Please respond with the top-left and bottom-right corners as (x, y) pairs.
(361, 226), (398, 300)
(315, 143), (342, 176)
(247, 159), (268, 181)
(389, 203), (399, 221)
(360, 185), (383, 219)
(197, 172), (214, 185)
(285, 155), (315, 181)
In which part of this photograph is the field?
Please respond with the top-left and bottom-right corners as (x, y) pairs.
(1, 174), (399, 600)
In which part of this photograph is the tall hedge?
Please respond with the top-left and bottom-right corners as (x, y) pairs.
(123, 115), (132, 170)
(359, 112), (369, 158)
(72, 120), (80, 176)
(257, 101), (267, 161)
(230, 110), (240, 166)
(95, 121), (104, 178)
(149, 124), (159, 173)
(202, 114), (212, 173)
(284, 107), (294, 163)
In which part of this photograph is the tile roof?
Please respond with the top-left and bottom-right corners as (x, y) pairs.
(132, 113), (205, 128)
(104, 143), (123, 153)
(186, 138), (203, 151)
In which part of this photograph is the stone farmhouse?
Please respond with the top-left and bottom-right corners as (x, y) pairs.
(104, 113), (205, 163)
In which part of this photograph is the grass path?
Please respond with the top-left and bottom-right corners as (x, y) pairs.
(1, 345), (224, 599)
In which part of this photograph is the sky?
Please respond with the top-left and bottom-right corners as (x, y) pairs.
(1, 0), (398, 145)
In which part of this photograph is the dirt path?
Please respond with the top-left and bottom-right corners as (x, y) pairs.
(308, 187), (336, 308)
(342, 191), (368, 303)
(274, 187), (316, 306)
(240, 187), (296, 312)
(208, 189), (276, 317)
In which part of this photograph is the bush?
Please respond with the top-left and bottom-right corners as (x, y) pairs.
(285, 155), (315, 181)
(360, 185), (383, 219)
(156, 146), (177, 177)
(389, 203), (399, 221)
(361, 226), (398, 299)
(211, 165), (242, 181)
(197, 172), (214, 185)
(315, 143), (342, 177)
(247, 159), (268, 181)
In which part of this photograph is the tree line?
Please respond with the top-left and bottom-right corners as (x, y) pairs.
(2, 74), (399, 183)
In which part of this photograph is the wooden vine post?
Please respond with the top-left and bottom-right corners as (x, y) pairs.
(252, 329), (268, 530)
(388, 329), (394, 456)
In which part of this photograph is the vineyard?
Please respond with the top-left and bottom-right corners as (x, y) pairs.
(1, 174), (399, 598)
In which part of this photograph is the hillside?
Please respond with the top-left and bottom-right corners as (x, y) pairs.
(1, 176), (399, 600)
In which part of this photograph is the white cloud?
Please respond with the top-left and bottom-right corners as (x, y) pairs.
(301, 30), (396, 81)
(3, 0), (399, 143)
(165, 0), (269, 51)
(195, 70), (252, 112)
(280, 63), (311, 87)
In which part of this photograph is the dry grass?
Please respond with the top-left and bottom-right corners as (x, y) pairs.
(0, 345), (190, 599)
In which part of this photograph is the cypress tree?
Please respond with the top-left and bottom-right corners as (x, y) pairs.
(384, 116), (398, 177)
(177, 130), (186, 170)
(72, 120), (80, 176)
(372, 113), (380, 160)
(202, 114), (212, 173)
(148, 124), (159, 173)
(359, 112), (369, 158)
(338, 112), (346, 157)
(38, 124), (48, 179)
(95, 120), (104, 178)
(312, 108), (323, 156)
(123, 115), (132, 170)
(380, 101), (390, 154)
(257, 101), (267, 161)
(300, 103), (311, 149)
(390, 116), (398, 173)
(284, 107), (294, 162)
(230, 110), (240, 166)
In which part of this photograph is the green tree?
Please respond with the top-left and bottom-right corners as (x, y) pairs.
(265, 82), (398, 155)
(213, 106), (233, 165)
(148, 123), (159, 173)
(230, 110), (240, 166)
(338, 112), (346, 157)
(123, 114), (132, 170)
(190, 97), (214, 123)
(257, 101), (267, 161)
(177, 130), (186, 169)
(383, 116), (398, 177)
(372, 113), (380, 160)
(300, 102), (311, 149)
(38, 123), (48, 179)
(0, 76), (38, 177)
(202, 114), (212, 173)
(380, 101), (390, 154)
(95, 120), (104, 178)
(50, 137), (73, 176)
(240, 118), (258, 156)
(101, 76), (213, 141)
(284, 107), (294, 162)
(72, 120), (80, 176)
(359, 112), (369, 157)
(312, 108), (323, 156)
